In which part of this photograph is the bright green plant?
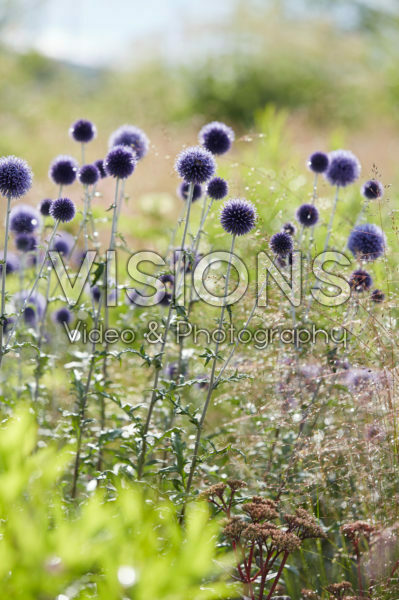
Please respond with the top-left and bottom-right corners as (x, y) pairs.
(0, 410), (235, 599)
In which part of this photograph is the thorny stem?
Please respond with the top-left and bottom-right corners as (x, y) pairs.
(137, 182), (195, 478)
(184, 234), (236, 504)
(0, 194), (12, 367)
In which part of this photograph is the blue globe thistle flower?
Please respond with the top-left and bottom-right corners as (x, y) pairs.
(325, 150), (361, 187)
(0, 251), (20, 274)
(220, 198), (256, 236)
(39, 198), (53, 217)
(95, 159), (107, 179)
(51, 231), (75, 257)
(15, 233), (37, 252)
(347, 223), (386, 262)
(296, 203), (319, 227)
(361, 179), (384, 200)
(14, 291), (45, 325)
(78, 163), (100, 186)
(269, 232), (294, 256)
(371, 289), (385, 303)
(349, 269), (373, 293)
(49, 155), (78, 186)
(175, 146), (216, 184)
(307, 151), (329, 174)
(10, 204), (41, 234)
(69, 119), (96, 143)
(156, 290), (172, 307)
(50, 197), (76, 223)
(164, 362), (178, 381)
(198, 121), (235, 155)
(104, 145), (136, 179)
(109, 125), (149, 160)
(282, 222), (296, 236)
(91, 285), (101, 303)
(178, 181), (202, 202)
(207, 177), (228, 200)
(53, 307), (72, 325)
(0, 156), (32, 198)
(159, 273), (175, 285)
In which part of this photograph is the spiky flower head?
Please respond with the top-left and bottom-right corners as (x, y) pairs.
(91, 285), (101, 303)
(220, 198), (256, 236)
(50, 197), (76, 223)
(296, 203), (319, 227)
(39, 198), (53, 216)
(307, 151), (329, 174)
(270, 232), (294, 256)
(175, 146), (216, 184)
(78, 163), (100, 186)
(207, 177), (228, 200)
(199, 121), (235, 155)
(51, 231), (75, 257)
(108, 124), (149, 160)
(15, 233), (37, 253)
(69, 119), (96, 143)
(53, 307), (72, 325)
(104, 145), (136, 179)
(0, 156), (32, 198)
(282, 222), (296, 236)
(347, 223), (386, 262)
(14, 291), (45, 325)
(325, 150), (361, 187)
(178, 181), (202, 202)
(361, 179), (384, 200)
(0, 251), (20, 274)
(94, 159), (107, 178)
(10, 204), (41, 234)
(371, 289), (385, 303)
(349, 269), (373, 293)
(49, 155), (78, 186)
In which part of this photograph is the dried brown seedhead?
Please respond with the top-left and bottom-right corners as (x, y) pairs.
(284, 508), (326, 540)
(341, 520), (376, 543)
(326, 581), (353, 599)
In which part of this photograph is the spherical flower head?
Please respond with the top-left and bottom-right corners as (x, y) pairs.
(207, 177), (228, 200)
(175, 146), (216, 184)
(307, 151), (329, 174)
(15, 233), (37, 253)
(51, 231), (75, 257)
(220, 198), (256, 236)
(361, 179), (384, 200)
(50, 197), (76, 223)
(49, 155), (78, 186)
(95, 159), (107, 179)
(199, 121), (235, 155)
(69, 119), (96, 143)
(178, 181), (202, 202)
(10, 204), (41, 234)
(296, 203), (319, 227)
(108, 125), (149, 160)
(371, 289), (385, 303)
(0, 155), (32, 199)
(91, 285), (101, 303)
(104, 145), (136, 179)
(325, 149), (361, 187)
(53, 307), (72, 325)
(282, 222), (296, 236)
(14, 291), (45, 325)
(0, 251), (20, 275)
(270, 232), (294, 256)
(349, 269), (373, 293)
(39, 198), (53, 217)
(347, 223), (386, 262)
(78, 163), (100, 186)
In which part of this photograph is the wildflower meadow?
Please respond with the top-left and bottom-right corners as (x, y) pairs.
(0, 2), (398, 599)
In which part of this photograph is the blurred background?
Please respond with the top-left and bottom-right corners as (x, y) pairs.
(2, 0), (399, 188)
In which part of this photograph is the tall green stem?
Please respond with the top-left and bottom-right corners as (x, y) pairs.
(137, 183), (194, 478)
(0, 194), (12, 367)
(184, 234), (236, 501)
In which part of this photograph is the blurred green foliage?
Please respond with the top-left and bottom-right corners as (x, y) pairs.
(0, 410), (234, 599)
